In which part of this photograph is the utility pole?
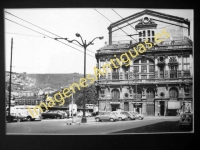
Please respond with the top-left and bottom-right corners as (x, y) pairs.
(71, 76), (76, 123)
(8, 38), (13, 117)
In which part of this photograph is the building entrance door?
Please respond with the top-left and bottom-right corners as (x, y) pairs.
(111, 104), (120, 111)
(160, 101), (165, 116)
(146, 102), (155, 116)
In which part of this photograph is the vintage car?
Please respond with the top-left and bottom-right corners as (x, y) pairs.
(77, 112), (92, 117)
(130, 111), (144, 120)
(112, 111), (128, 121)
(120, 111), (135, 120)
(179, 112), (193, 130)
(41, 111), (64, 119)
(6, 112), (28, 122)
(95, 112), (118, 122)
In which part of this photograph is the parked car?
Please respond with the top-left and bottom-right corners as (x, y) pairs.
(112, 111), (128, 121)
(6, 112), (28, 122)
(77, 112), (92, 117)
(41, 111), (64, 119)
(95, 112), (118, 122)
(179, 112), (193, 130)
(120, 111), (135, 120)
(130, 111), (144, 120)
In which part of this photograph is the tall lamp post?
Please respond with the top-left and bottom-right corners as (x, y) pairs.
(55, 34), (103, 123)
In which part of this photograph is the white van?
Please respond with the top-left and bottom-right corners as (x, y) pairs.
(11, 105), (41, 121)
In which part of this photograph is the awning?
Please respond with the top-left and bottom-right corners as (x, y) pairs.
(110, 102), (120, 104)
(168, 101), (180, 109)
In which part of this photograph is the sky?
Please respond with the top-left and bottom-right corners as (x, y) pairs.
(4, 8), (193, 74)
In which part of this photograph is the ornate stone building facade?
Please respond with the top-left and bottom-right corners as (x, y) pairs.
(95, 10), (193, 116)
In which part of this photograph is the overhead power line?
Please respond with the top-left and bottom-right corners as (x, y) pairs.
(94, 8), (138, 43)
(5, 18), (95, 58)
(111, 9), (139, 34)
(6, 32), (45, 38)
(5, 11), (95, 54)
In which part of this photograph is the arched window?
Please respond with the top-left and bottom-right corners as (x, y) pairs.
(169, 87), (178, 98)
(111, 89), (120, 100)
(146, 88), (155, 98)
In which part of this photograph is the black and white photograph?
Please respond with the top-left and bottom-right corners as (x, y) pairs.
(4, 8), (194, 135)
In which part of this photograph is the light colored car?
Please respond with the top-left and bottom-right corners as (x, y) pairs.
(120, 111), (135, 120)
(112, 111), (128, 121)
(179, 112), (193, 130)
(95, 112), (118, 122)
(77, 112), (92, 117)
(130, 111), (144, 120)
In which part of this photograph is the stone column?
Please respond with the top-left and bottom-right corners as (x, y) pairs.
(155, 57), (158, 78)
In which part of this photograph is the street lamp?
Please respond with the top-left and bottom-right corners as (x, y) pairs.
(55, 34), (103, 123)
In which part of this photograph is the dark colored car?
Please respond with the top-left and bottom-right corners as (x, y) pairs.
(41, 111), (64, 119)
(6, 113), (28, 122)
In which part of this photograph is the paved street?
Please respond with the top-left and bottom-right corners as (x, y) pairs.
(6, 116), (193, 134)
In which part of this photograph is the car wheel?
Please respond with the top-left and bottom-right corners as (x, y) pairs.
(57, 116), (60, 119)
(17, 118), (21, 122)
(118, 117), (122, 121)
(139, 116), (142, 120)
(110, 118), (114, 122)
(96, 118), (100, 122)
(27, 116), (32, 121)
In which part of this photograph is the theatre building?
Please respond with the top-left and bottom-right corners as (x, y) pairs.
(95, 9), (193, 116)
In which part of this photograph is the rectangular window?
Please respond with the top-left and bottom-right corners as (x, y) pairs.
(149, 65), (154, 72)
(141, 75), (147, 79)
(152, 38), (155, 43)
(152, 31), (155, 36)
(139, 32), (142, 37)
(139, 38), (142, 42)
(134, 66), (139, 72)
(141, 66), (147, 72)
(170, 70), (177, 78)
(160, 66), (164, 78)
(143, 30), (146, 37)
(148, 30), (150, 36)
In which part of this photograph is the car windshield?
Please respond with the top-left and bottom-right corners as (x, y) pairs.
(103, 112), (110, 115)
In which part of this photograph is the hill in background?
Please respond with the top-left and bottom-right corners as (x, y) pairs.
(27, 73), (84, 90)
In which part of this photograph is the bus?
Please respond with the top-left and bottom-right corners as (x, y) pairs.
(11, 105), (41, 121)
